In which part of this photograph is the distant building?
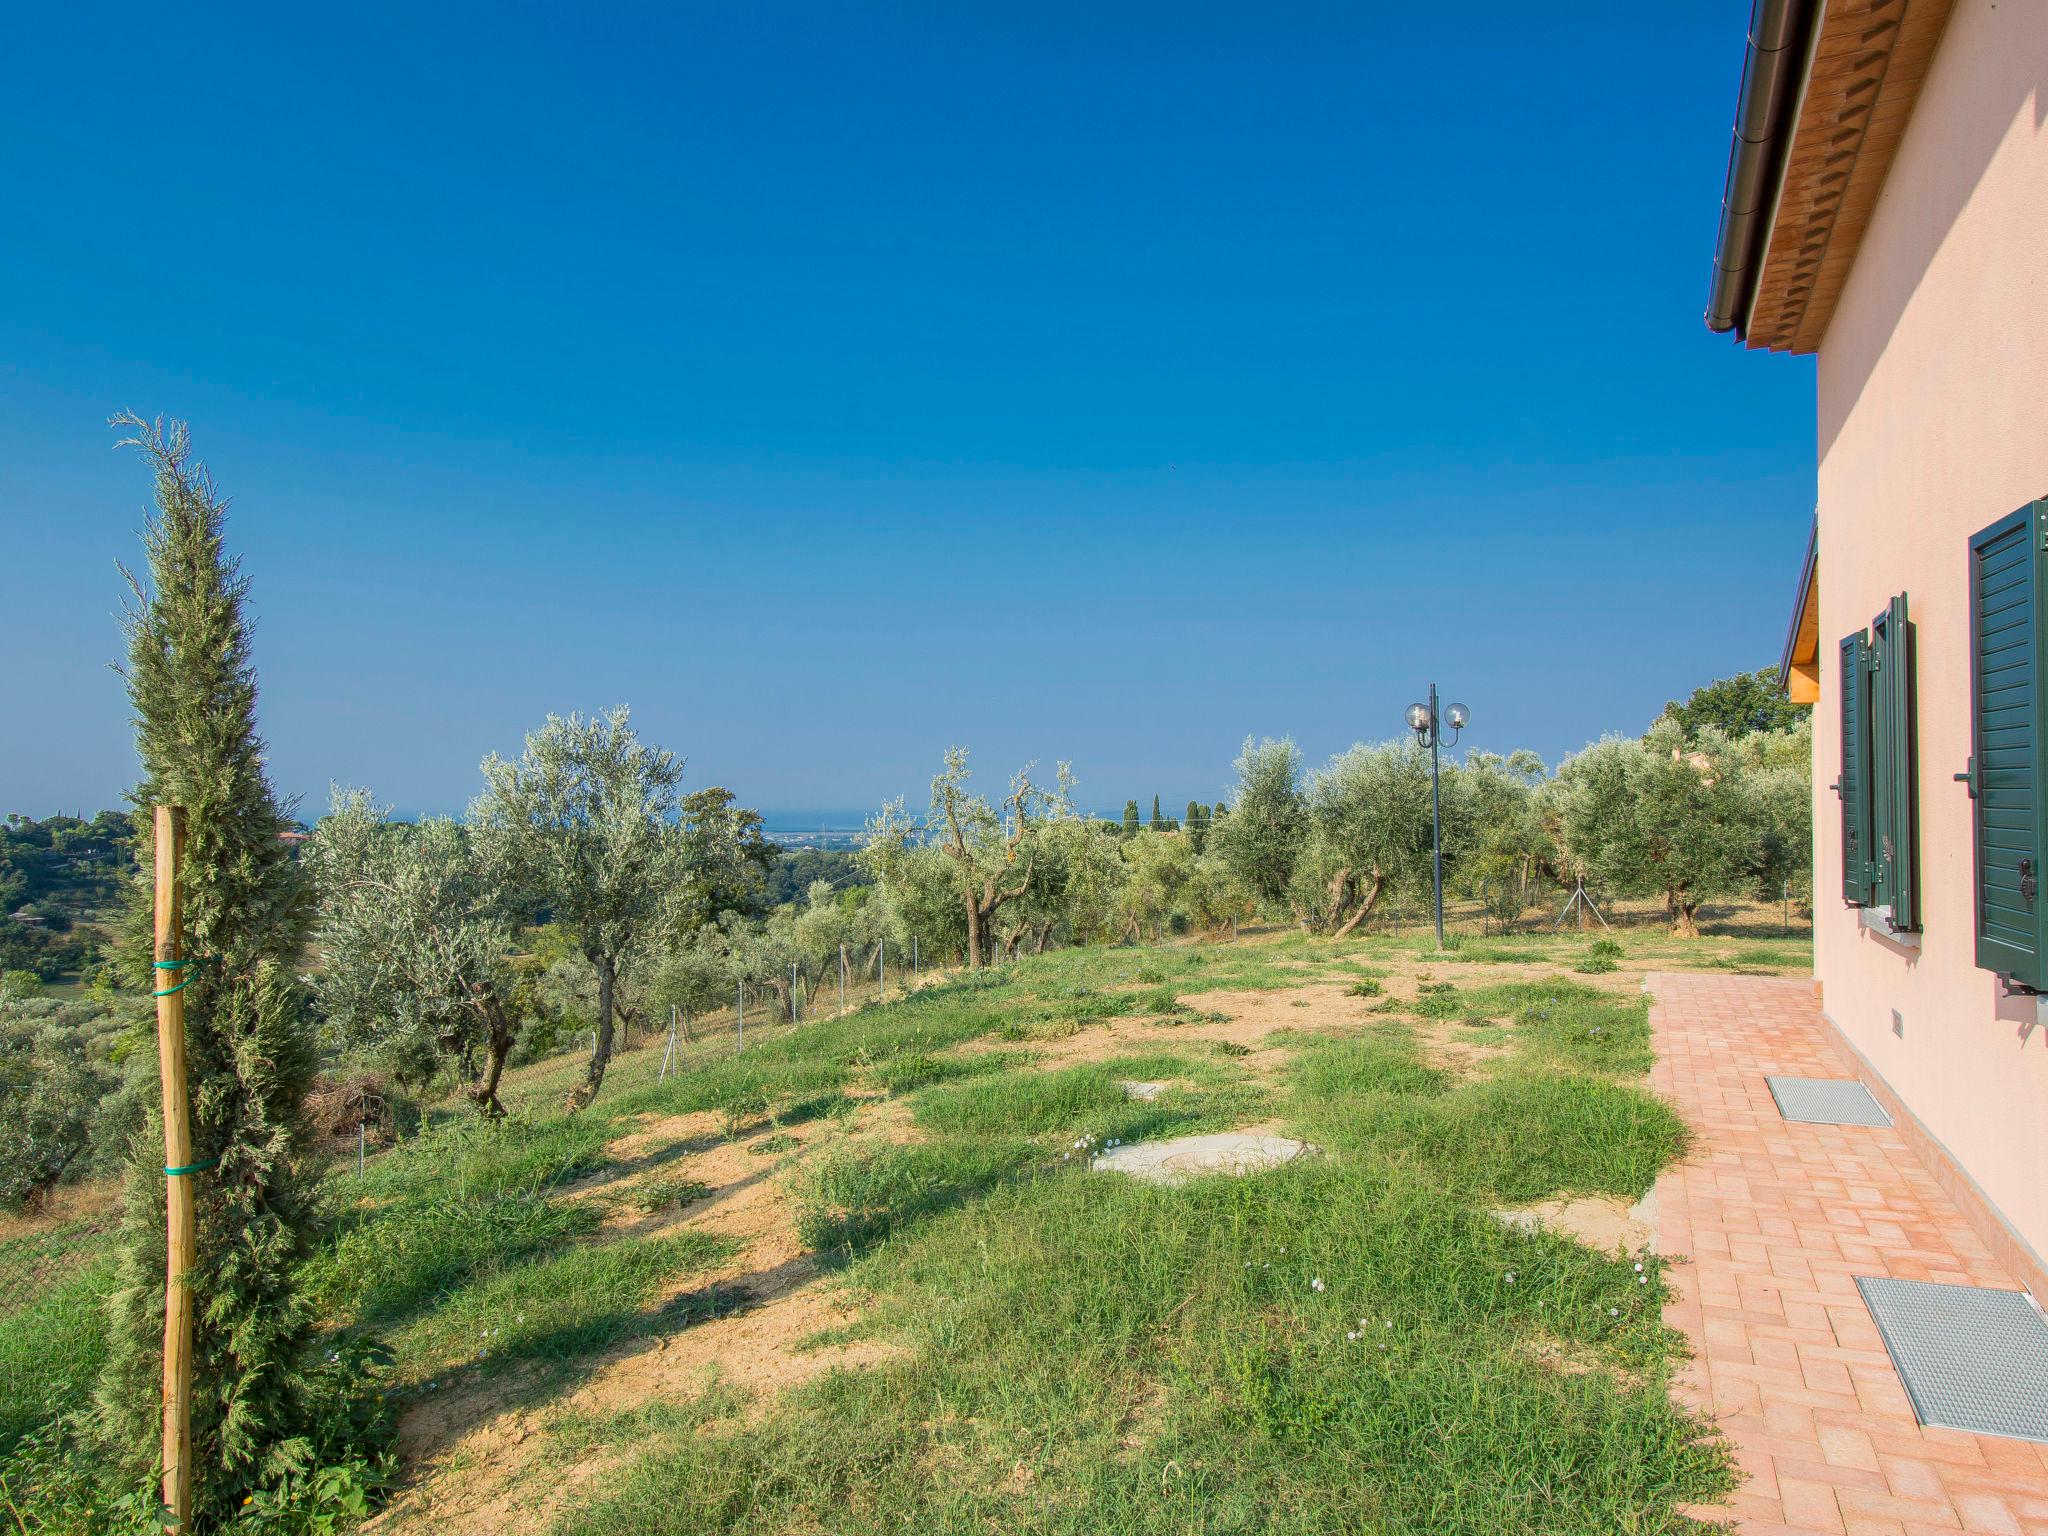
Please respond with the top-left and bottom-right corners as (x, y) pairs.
(1707, 0), (2048, 1289)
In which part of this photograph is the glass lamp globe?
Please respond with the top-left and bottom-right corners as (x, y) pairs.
(1445, 702), (1471, 730)
(1404, 702), (1431, 733)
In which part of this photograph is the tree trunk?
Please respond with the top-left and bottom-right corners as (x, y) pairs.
(766, 974), (794, 1021)
(1033, 921), (1052, 954)
(1322, 866), (1353, 935)
(566, 955), (618, 1112)
(1331, 873), (1385, 940)
(1670, 890), (1700, 938)
(470, 991), (515, 1118)
(965, 901), (983, 970)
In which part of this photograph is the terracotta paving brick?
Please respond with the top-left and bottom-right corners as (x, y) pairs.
(1649, 974), (2048, 1535)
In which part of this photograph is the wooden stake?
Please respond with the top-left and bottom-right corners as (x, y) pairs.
(153, 805), (194, 1531)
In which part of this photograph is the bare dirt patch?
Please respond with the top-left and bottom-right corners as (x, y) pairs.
(1411, 1018), (1511, 1075)
(1492, 1194), (1654, 1254)
(373, 1109), (898, 1536)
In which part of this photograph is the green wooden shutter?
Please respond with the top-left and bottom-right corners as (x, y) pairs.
(1968, 504), (2047, 986)
(1869, 595), (1918, 930)
(1838, 630), (1873, 906)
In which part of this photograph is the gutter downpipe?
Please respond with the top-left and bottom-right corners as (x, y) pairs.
(1705, 0), (1823, 337)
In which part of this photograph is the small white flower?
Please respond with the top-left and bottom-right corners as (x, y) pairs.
(1504, 1272), (1516, 1284)
(1609, 1307), (1619, 1317)
(1311, 1278), (1325, 1292)
(1346, 1330), (1360, 1341)
(1378, 1342), (1387, 1351)
(1638, 1276), (1648, 1285)
(1384, 1319), (1393, 1329)
(1633, 1261), (1643, 1273)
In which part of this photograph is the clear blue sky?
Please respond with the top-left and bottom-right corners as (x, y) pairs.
(0, 3), (1814, 821)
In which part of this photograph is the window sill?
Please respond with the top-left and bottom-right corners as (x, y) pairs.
(1858, 906), (1922, 951)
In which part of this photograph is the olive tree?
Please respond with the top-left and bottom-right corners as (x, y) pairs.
(1555, 721), (1765, 936)
(645, 939), (733, 1042)
(1011, 812), (1127, 951)
(1454, 750), (1554, 930)
(859, 812), (969, 964)
(0, 994), (117, 1208)
(474, 708), (684, 1110)
(1210, 737), (1307, 917)
(1728, 718), (1814, 904)
(1290, 740), (1437, 935)
(880, 748), (1062, 968)
(307, 790), (522, 1115)
(1116, 826), (1196, 942)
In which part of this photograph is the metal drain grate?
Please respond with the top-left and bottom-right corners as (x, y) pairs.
(1857, 1277), (2048, 1442)
(1765, 1075), (1892, 1126)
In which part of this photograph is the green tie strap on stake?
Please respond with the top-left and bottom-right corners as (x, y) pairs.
(151, 957), (207, 997)
(164, 1156), (219, 1178)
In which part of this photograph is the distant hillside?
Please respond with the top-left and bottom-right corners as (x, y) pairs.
(0, 811), (133, 980)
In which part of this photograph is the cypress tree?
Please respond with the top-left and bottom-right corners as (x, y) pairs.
(1185, 800), (1206, 853)
(1150, 794), (1164, 830)
(1121, 799), (1140, 837)
(95, 417), (320, 1516)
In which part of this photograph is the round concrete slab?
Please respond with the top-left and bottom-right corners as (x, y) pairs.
(1090, 1132), (1313, 1187)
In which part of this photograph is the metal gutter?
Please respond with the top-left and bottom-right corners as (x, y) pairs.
(1778, 515), (1820, 694)
(1705, 0), (1823, 336)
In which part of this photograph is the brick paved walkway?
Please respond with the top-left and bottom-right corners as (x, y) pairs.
(1650, 972), (2048, 1535)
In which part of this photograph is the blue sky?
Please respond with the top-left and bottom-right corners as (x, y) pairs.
(0, 3), (1815, 820)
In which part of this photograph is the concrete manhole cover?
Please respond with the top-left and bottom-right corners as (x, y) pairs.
(1091, 1132), (1313, 1187)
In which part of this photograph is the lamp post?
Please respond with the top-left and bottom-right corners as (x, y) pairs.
(1404, 685), (1469, 952)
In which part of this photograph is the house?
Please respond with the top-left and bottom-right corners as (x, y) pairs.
(1709, 0), (2048, 1292)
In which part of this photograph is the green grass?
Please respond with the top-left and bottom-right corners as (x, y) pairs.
(911, 1061), (1266, 1145)
(551, 948), (1725, 1535)
(793, 1138), (1041, 1254)
(3, 928), (1771, 1532)
(306, 1116), (615, 1324)
(388, 1227), (734, 1382)
(1286, 982), (1681, 1204)
(0, 1221), (119, 1451)
(561, 1159), (1726, 1536)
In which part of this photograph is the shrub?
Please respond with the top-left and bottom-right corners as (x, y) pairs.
(0, 997), (116, 1209)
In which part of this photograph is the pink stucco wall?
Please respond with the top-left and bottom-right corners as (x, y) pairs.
(1813, 0), (2048, 1268)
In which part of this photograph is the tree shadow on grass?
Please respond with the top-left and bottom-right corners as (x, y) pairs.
(387, 1250), (822, 1471)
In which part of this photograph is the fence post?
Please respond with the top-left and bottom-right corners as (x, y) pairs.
(152, 805), (194, 1532)
(839, 944), (847, 1016)
(736, 982), (744, 1051)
